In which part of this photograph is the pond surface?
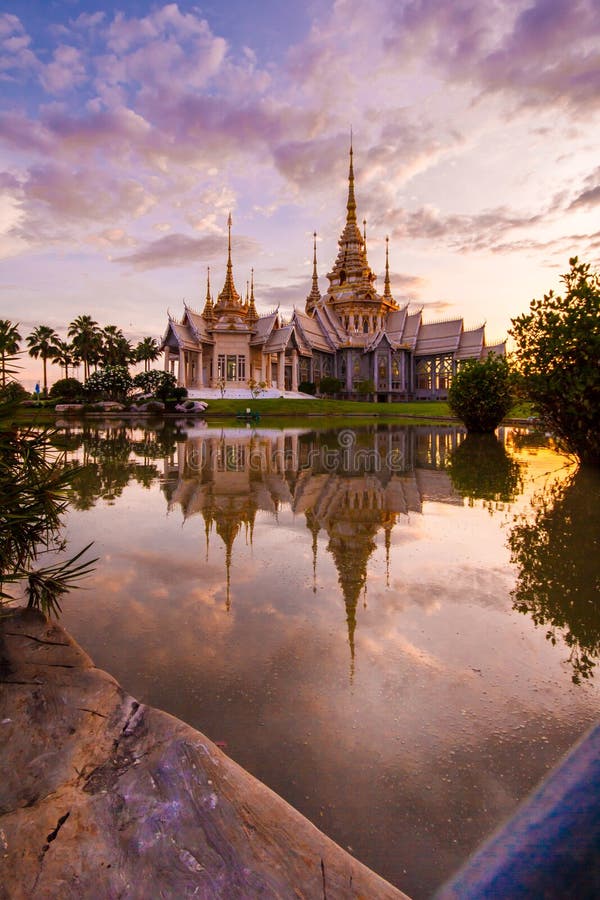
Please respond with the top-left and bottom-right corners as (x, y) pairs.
(54, 420), (599, 898)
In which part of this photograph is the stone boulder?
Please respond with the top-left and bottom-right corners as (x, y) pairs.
(0, 609), (406, 900)
(175, 400), (208, 413)
(54, 404), (85, 414)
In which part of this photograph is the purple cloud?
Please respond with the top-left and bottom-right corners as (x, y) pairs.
(115, 232), (260, 270)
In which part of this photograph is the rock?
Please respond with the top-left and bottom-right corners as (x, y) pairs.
(0, 609), (406, 899)
(175, 401), (208, 413)
(54, 404), (85, 413)
(95, 401), (125, 411)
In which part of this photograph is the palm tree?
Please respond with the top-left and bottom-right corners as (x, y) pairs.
(68, 315), (100, 381)
(101, 325), (133, 367)
(51, 338), (75, 379)
(27, 325), (59, 395)
(0, 319), (21, 388)
(135, 336), (161, 371)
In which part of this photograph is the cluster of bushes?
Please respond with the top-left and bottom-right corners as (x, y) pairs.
(9, 367), (189, 412)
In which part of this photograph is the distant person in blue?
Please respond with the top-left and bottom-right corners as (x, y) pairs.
(34, 382), (40, 397)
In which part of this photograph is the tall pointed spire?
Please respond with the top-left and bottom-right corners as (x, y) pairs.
(305, 231), (322, 314)
(202, 266), (214, 320)
(363, 218), (367, 252)
(346, 136), (357, 225)
(383, 235), (393, 301)
(247, 267), (258, 324)
(216, 212), (241, 308)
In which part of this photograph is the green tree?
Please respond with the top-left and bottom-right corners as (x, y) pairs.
(101, 325), (134, 367)
(448, 353), (513, 433)
(0, 319), (21, 389)
(510, 257), (600, 467)
(51, 338), (75, 379)
(68, 315), (101, 380)
(84, 365), (133, 402)
(135, 336), (161, 372)
(26, 325), (60, 396)
(133, 369), (177, 400)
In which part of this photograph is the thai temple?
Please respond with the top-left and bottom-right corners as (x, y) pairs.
(162, 146), (505, 400)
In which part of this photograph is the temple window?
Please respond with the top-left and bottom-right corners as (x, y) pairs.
(354, 315), (359, 331)
(237, 355), (246, 381)
(217, 354), (225, 379)
(436, 356), (453, 391)
(377, 352), (388, 385)
(227, 355), (237, 380)
(416, 358), (433, 391)
(363, 317), (369, 333)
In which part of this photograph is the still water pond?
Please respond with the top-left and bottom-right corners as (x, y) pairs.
(55, 420), (599, 898)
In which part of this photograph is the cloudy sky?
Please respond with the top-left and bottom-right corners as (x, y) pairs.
(2, 0), (599, 385)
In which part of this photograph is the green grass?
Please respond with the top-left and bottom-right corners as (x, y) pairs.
(2, 397), (535, 426)
(198, 397), (454, 418)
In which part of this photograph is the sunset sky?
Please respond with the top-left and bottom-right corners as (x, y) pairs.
(2, 0), (599, 386)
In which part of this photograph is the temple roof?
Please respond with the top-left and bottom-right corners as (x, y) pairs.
(414, 318), (462, 356)
(456, 324), (485, 360)
(250, 311), (279, 345)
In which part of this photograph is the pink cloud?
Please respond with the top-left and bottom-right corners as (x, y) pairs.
(40, 44), (87, 94)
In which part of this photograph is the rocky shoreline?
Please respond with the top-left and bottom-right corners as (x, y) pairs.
(0, 608), (406, 899)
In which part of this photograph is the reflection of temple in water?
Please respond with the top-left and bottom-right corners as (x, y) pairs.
(162, 426), (465, 664)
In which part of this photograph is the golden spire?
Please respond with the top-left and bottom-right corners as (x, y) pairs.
(247, 267), (258, 323)
(346, 138), (357, 225)
(202, 266), (214, 320)
(363, 218), (367, 251)
(305, 231), (321, 313)
(383, 235), (393, 301)
(216, 212), (241, 307)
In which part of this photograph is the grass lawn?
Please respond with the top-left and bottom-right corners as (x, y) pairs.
(2, 398), (535, 425)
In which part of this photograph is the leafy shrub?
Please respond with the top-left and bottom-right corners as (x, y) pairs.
(448, 354), (513, 433)
(510, 257), (600, 467)
(298, 381), (316, 395)
(319, 376), (343, 396)
(84, 366), (133, 402)
(355, 379), (376, 397)
(170, 386), (188, 402)
(49, 377), (84, 400)
(0, 381), (29, 403)
(133, 370), (179, 401)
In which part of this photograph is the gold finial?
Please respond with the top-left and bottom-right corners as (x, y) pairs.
(363, 218), (367, 250)
(346, 138), (357, 224)
(247, 266), (258, 323)
(202, 266), (214, 319)
(216, 212), (241, 307)
(384, 235), (392, 300)
(306, 231), (321, 313)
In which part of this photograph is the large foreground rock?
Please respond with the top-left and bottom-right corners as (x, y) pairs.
(0, 609), (406, 899)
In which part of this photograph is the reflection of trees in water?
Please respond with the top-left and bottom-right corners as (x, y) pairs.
(508, 469), (600, 684)
(447, 434), (524, 510)
(53, 425), (180, 509)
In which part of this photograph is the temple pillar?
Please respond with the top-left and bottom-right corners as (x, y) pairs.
(196, 350), (203, 387)
(278, 351), (285, 390)
(178, 348), (186, 387)
(164, 351), (170, 372)
(291, 350), (298, 391)
(345, 354), (352, 393)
